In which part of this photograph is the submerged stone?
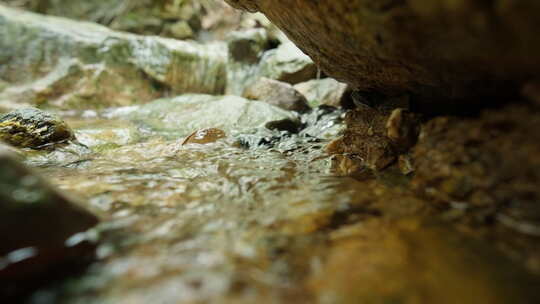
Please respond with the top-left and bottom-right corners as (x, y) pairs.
(0, 148), (98, 299)
(168, 20), (195, 40)
(182, 128), (227, 145)
(226, 0), (540, 103)
(0, 108), (75, 149)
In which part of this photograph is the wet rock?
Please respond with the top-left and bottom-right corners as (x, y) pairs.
(300, 105), (345, 140)
(258, 41), (317, 85)
(294, 78), (350, 108)
(398, 154), (415, 176)
(125, 94), (296, 139)
(224, 28), (299, 96)
(411, 104), (540, 235)
(227, 28), (270, 64)
(236, 127), (307, 152)
(243, 77), (310, 113)
(326, 104), (418, 172)
(182, 128), (226, 145)
(72, 119), (141, 150)
(225, 0), (540, 103)
(0, 108), (75, 149)
(265, 118), (302, 134)
(0, 148), (98, 299)
(0, 5), (227, 110)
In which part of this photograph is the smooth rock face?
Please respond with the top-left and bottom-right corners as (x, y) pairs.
(0, 5), (227, 110)
(243, 77), (310, 113)
(294, 78), (349, 108)
(125, 94), (297, 139)
(225, 0), (540, 102)
(0, 108), (75, 149)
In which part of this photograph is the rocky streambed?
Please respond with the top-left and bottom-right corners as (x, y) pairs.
(1, 1), (540, 304)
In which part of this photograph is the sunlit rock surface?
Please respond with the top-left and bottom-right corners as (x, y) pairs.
(225, 0), (540, 102)
(0, 5), (228, 110)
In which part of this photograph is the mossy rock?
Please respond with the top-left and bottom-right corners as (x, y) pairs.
(0, 108), (74, 149)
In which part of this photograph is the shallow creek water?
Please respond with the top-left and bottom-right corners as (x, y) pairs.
(23, 109), (540, 304)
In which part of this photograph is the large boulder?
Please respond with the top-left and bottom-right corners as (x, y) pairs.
(224, 0), (540, 103)
(0, 5), (227, 110)
(1, 0), (226, 40)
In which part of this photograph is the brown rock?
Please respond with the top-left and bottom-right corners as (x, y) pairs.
(258, 41), (317, 85)
(411, 103), (540, 236)
(225, 0), (540, 102)
(182, 128), (226, 145)
(243, 77), (311, 113)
